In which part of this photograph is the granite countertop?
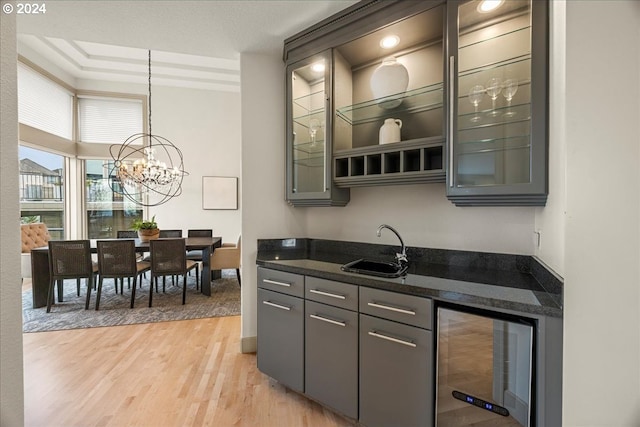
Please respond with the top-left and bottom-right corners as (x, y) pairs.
(256, 238), (563, 318)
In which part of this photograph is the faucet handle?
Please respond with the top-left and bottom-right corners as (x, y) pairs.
(396, 252), (408, 265)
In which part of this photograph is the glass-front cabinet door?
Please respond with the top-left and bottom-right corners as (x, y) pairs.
(286, 51), (349, 206)
(446, 0), (548, 206)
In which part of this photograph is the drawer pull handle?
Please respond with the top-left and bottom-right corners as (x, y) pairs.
(310, 314), (346, 327)
(263, 279), (292, 287)
(368, 331), (416, 348)
(309, 289), (346, 300)
(262, 300), (291, 311)
(367, 301), (416, 316)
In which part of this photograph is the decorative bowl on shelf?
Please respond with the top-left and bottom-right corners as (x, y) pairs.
(370, 56), (409, 109)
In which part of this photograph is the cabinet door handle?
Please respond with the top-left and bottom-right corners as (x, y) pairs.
(310, 314), (346, 327)
(263, 279), (291, 287)
(367, 301), (416, 316)
(309, 289), (346, 300)
(368, 330), (416, 348)
(448, 55), (455, 188)
(262, 300), (291, 311)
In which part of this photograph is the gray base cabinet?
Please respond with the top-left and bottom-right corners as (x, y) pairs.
(359, 315), (433, 427)
(305, 300), (358, 419)
(257, 268), (434, 426)
(257, 287), (304, 392)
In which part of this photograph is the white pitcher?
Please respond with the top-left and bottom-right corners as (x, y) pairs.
(379, 118), (402, 144)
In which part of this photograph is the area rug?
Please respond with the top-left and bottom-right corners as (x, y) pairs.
(22, 271), (241, 333)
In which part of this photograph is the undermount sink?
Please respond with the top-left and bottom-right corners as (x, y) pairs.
(341, 258), (408, 278)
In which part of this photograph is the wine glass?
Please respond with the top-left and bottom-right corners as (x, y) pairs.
(502, 78), (519, 117)
(485, 77), (502, 116)
(468, 85), (485, 123)
(308, 118), (321, 146)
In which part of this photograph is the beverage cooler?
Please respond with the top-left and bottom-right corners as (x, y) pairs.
(436, 306), (534, 427)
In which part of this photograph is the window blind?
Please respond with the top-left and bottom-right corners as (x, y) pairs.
(78, 96), (143, 144)
(18, 63), (73, 140)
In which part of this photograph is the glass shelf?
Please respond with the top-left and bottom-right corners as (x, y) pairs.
(336, 82), (443, 126)
(293, 90), (325, 111)
(293, 140), (325, 155)
(460, 55), (531, 80)
(293, 154), (325, 168)
(459, 25), (531, 51)
(458, 103), (531, 130)
(456, 134), (531, 152)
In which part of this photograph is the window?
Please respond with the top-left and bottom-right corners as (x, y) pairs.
(19, 146), (65, 240)
(78, 96), (144, 144)
(17, 63), (73, 140)
(85, 159), (142, 239)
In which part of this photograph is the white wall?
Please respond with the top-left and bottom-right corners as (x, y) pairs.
(304, 184), (536, 254)
(562, 1), (640, 425)
(534, 0), (566, 277)
(0, 9), (25, 427)
(74, 80), (242, 242)
(240, 53), (306, 346)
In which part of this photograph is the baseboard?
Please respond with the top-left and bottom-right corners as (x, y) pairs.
(241, 336), (257, 353)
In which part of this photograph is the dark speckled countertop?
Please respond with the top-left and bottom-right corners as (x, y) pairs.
(256, 238), (563, 318)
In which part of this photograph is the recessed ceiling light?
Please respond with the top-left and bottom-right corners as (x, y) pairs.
(311, 62), (325, 73)
(477, 0), (504, 13)
(380, 35), (400, 49)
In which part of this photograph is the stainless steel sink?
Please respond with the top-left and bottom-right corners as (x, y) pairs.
(341, 258), (408, 278)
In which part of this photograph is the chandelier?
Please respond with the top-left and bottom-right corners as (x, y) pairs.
(109, 50), (188, 207)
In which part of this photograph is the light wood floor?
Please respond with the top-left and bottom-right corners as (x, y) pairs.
(23, 316), (355, 427)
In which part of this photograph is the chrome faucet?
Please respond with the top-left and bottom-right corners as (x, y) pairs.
(377, 224), (408, 266)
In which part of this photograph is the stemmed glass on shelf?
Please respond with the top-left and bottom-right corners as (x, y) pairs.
(485, 77), (502, 116)
(502, 78), (519, 117)
(468, 85), (485, 123)
(308, 118), (321, 147)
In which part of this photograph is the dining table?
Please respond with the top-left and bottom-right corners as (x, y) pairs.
(30, 236), (222, 309)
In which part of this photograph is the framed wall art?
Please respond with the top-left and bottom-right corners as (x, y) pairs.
(202, 176), (238, 210)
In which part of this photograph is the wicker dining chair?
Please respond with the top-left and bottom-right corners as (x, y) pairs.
(148, 239), (198, 306)
(186, 229), (213, 289)
(159, 229), (182, 238)
(116, 230), (138, 239)
(96, 240), (151, 310)
(47, 240), (97, 313)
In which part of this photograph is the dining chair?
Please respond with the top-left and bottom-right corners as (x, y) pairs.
(116, 230), (138, 238)
(159, 229), (182, 238)
(148, 238), (199, 306)
(96, 240), (151, 309)
(118, 229), (147, 284)
(210, 235), (241, 286)
(47, 240), (98, 313)
(186, 229), (213, 289)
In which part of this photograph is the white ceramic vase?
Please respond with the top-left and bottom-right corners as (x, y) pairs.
(379, 118), (402, 144)
(370, 56), (409, 109)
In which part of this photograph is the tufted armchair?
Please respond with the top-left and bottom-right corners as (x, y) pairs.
(21, 223), (51, 279)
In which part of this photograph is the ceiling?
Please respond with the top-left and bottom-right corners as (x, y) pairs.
(17, 1), (358, 91)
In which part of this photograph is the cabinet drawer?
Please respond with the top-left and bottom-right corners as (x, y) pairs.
(305, 276), (358, 311)
(359, 286), (432, 330)
(257, 267), (304, 297)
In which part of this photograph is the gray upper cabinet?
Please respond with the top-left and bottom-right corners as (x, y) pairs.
(284, 0), (447, 206)
(286, 51), (350, 206)
(446, 0), (548, 206)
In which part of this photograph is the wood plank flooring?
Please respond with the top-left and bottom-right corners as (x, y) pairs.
(23, 316), (355, 427)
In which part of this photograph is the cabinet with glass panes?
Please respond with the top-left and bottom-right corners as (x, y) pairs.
(446, 0), (548, 206)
